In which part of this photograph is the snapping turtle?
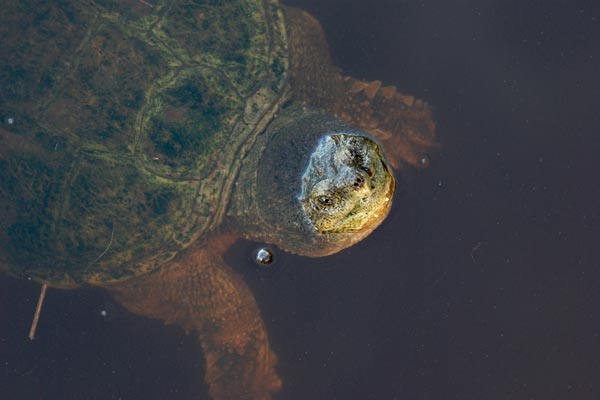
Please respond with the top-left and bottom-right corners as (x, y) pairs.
(0, 0), (435, 398)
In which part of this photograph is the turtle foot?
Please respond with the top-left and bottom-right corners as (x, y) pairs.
(204, 340), (282, 400)
(108, 233), (281, 400)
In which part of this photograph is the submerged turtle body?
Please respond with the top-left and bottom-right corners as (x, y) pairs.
(0, 0), (289, 285)
(1, 1), (436, 399)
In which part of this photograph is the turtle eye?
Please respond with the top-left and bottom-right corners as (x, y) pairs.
(308, 179), (343, 212)
(317, 195), (335, 207)
(360, 164), (374, 177)
(356, 158), (374, 177)
(310, 191), (340, 211)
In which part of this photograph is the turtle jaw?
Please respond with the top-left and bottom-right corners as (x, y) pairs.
(297, 133), (395, 254)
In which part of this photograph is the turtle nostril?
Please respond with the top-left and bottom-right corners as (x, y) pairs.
(353, 176), (364, 188)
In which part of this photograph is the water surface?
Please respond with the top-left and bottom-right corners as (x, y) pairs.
(2, 1), (599, 399)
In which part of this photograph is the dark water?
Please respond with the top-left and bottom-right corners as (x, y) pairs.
(2, 0), (600, 399)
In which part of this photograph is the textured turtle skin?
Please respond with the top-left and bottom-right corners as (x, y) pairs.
(0, 1), (436, 399)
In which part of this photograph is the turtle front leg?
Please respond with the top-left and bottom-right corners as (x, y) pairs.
(334, 77), (437, 169)
(108, 234), (281, 400)
(283, 6), (436, 170)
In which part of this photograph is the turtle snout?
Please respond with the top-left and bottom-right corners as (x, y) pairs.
(344, 167), (372, 196)
(352, 174), (365, 189)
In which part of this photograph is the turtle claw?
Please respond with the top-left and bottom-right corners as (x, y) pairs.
(335, 77), (437, 169)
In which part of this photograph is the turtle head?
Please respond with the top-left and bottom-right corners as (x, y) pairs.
(297, 133), (394, 249)
(230, 108), (394, 257)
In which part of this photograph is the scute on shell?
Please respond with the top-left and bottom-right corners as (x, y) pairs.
(0, 0), (288, 286)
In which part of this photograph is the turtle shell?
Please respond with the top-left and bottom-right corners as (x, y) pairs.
(0, 0), (289, 286)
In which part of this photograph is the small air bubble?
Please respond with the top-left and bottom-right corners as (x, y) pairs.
(418, 154), (431, 168)
(254, 247), (274, 266)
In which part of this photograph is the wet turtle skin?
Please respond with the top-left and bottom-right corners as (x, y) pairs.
(0, 1), (436, 399)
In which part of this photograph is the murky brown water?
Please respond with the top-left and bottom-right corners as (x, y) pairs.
(2, 1), (600, 399)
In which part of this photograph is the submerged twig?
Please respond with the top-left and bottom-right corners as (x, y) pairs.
(28, 284), (48, 340)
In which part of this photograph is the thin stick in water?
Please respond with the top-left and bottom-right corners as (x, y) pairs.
(28, 284), (48, 340)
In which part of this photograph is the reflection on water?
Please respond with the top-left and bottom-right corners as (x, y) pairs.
(2, 0), (600, 399)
